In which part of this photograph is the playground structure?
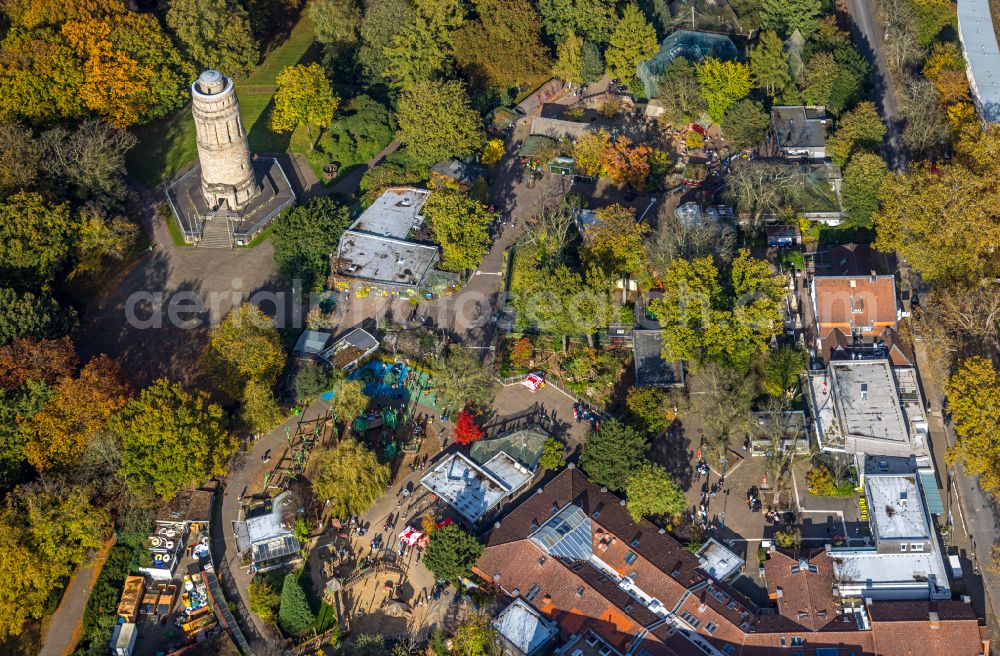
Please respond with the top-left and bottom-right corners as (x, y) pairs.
(256, 413), (337, 499)
(347, 360), (443, 463)
(247, 359), (446, 506)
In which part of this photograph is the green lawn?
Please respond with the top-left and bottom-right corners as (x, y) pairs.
(127, 14), (320, 187)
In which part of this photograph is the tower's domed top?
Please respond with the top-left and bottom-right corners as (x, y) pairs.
(195, 70), (226, 95)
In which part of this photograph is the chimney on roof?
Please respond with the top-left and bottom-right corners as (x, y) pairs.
(601, 486), (608, 493)
(495, 521), (501, 528)
(776, 587), (783, 597)
(871, 270), (877, 283)
(929, 611), (941, 629)
(567, 462), (576, 469)
(619, 499), (626, 506)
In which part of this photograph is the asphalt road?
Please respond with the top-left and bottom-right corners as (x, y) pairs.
(843, 0), (907, 171)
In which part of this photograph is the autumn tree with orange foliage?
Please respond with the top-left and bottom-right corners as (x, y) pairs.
(0, 0), (191, 126)
(20, 355), (130, 471)
(600, 136), (653, 191)
(0, 336), (76, 391)
(61, 17), (152, 127)
(930, 69), (970, 105)
(509, 337), (534, 370)
(2, 0), (111, 28)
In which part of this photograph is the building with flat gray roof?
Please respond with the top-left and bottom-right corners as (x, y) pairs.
(808, 359), (928, 457)
(421, 451), (534, 523)
(493, 598), (559, 656)
(958, 0), (1000, 122)
(633, 330), (684, 387)
(830, 472), (950, 601)
(867, 474), (930, 544)
(349, 187), (429, 236)
(335, 188), (439, 288)
(695, 538), (744, 581)
(831, 360), (908, 451)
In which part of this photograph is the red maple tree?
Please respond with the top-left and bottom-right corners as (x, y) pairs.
(452, 409), (484, 445)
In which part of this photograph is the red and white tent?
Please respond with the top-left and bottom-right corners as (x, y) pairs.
(398, 527), (423, 546)
(521, 373), (545, 392)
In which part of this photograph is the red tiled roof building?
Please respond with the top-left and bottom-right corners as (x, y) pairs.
(475, 468), (988, 656)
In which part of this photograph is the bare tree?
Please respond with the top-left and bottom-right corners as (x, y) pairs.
(930, 284), (1000, 355)
(901, 78), (952, 157)
(74, 430), (141, 510)
(647, 204), (736, 278)
(517, 206), (576, 267)
(899, 311), (955, 388)
(724, 161), (798, 234)
(391, 631), (428, 656)
(758, 398), (812, 505)
(878, 0), (923, 75)
(688, 363), (754, 465)
(41, 121), (137, 203)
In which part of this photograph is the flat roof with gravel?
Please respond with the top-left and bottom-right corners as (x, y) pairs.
(830, 360), (908, 445)
(421, 451), (532, 523)
(336, 188), (438, 286)
(492, 598), (559, 655)
(349, 187), (429, 237)
(866, 475), (930, 541)
(808, 369), (844, 451)
(831, 549), (951, 600)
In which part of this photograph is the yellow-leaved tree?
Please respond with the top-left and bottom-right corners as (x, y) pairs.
(875, 125), (1000, 287)
(270, 62), (340, 148)
(115, 378), (235, 500)
(945, 357), (1000, 501)
(697, 58), (752, 123)
(572, 129), (610, 178)
(306, 438), (389, 518)
(203, 303), (285, 398)
(0, 485), (109, 639)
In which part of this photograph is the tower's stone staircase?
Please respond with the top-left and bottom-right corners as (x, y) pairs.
(198, 216), (233, 248)
(198, 201), (237, 249)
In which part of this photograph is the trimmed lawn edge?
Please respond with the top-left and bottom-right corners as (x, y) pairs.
(164, 207), (192, 247)
(242, 223), (276, 248)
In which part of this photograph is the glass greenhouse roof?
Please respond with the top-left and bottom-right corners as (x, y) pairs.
(529, 503), (593, 561)
(638, 30), (740, 99)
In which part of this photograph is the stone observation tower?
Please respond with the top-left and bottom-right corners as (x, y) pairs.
(191, 70), (260, 210)
(165, 70), (294, 247)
